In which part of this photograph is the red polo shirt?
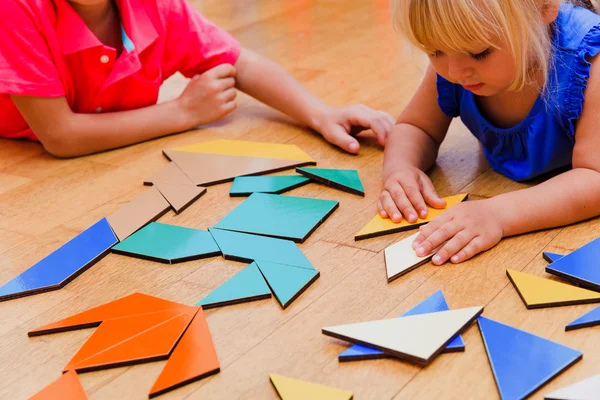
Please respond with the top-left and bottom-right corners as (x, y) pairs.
(0, 0), (240, 140)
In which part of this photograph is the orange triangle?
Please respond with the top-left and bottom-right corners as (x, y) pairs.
(30, 371), (87, 400)
(163, 150), (315, 187)
(69, 308), (199, 373)
(64, 308), (195, 371)
(29, 293), (193, 336)
(154, 182), (207, 214)
(149, 310), (220, 398)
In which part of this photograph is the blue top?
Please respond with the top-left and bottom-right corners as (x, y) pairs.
(436, 4), (600, 181)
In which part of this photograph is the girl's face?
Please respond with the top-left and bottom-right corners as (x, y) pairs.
(427, 43), (518, 96)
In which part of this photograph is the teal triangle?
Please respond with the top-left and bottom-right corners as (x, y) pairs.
(196, 262), (271, 309)
(255, 260), (319, 309)
(566, 305), (600, 331)
(230, 176), (310, 196)
(478, 316), (582, 400)
(297, 167), (364, 195)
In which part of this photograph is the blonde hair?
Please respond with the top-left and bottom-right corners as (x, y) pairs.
(393, 0), (561, 91)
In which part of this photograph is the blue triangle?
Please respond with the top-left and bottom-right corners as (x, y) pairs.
(196, 262), (271, 309)
(255, 260), (319, 309)
(338, 290), (464, 361)
(545, 237), (600, 291)
(543, 252), (564, 263)
(478, 316), (582, 400)
(566, 305), (600, 331)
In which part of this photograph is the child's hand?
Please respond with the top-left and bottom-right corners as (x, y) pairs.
(378, 166), (446, 223)
(313, 105), (395, 153)
(177, 64), (237, 129)
(411, 199), (505, 265)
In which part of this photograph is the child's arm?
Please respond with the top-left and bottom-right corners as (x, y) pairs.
(234, 48), (395, 154)
(411, 56), (600, 265)
(378, 65), (453, 223)
(11, 65), (237, 157)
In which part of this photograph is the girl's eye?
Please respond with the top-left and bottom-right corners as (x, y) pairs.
(470, 48), (492, 61)
(430, 50), (444, 57)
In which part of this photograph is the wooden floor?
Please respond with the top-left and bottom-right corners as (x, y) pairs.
(1, 0), (599, 399)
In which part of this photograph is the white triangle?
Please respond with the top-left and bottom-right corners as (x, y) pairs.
(385, 232), (434, 282)
(322, 306), (482, 365)
(545, 374), (600, 400)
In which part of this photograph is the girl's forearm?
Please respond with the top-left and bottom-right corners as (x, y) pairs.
(383, 123), (440, 179)
(491, 168), (600, 236)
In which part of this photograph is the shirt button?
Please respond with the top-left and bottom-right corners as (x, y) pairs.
(100, 55), (110, 64)
(95, 106), (103, 113)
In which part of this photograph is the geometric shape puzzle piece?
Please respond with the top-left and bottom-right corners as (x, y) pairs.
(144, 162), (196, 187)
(67, 308), (198, 373)
(163, 150), (315, 187)
(215, 192), (339, 243)
(112, 223), (221, 264)
(0, 218), (118, 302)
(269, 373), (353, 400)
(323, 306), (483, 366)
(545, 237), (600, 292)
(29, 292), (193, 336)
(355, 193), (469, 240)
(106, 186), (171, 241)
(384, 232), (434, 283)
(196, 262), (271, 309)
(229, 175), (311, 197)
(29, 370), (87, 400)
(544, 373), (600, 400)
(543, 252), (564, 263)
(296, 167), (364, 196)
(565, 305), (600, 331)
(506, 269), (600, 309)
(154, 182), (207, 214)
(149, 310), (220, 398)
(478, 316), (582, 400)
(256, 260), (320, 309)
(207, 228), (314, 269)
(339, 290), (464, 361)
(172, 139), (315, 162)
(64, 308), (195, 371)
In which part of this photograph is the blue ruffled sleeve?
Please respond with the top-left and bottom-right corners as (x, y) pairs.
(436, 74), (461, 118)
(562, 24), (600, 137)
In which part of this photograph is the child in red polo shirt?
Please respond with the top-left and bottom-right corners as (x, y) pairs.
(0, 0), (394, 157)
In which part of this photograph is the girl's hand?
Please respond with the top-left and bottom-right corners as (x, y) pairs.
(312, 105), (395, 153)
(177, 64), (237, 129)
(378, 166), (446, 223)
(411, 199), (505, 265)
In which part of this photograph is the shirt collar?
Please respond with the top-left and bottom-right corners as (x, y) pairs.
(54, 0), (158, 55)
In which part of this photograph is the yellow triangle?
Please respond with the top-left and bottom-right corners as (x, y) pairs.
(269, 374), (353, 400)
(356, 193), (468, 239)
(172, 139), (315, 162)
(507, 269), (600, 308)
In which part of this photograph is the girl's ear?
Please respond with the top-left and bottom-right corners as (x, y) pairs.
(541, 1), (560, 24)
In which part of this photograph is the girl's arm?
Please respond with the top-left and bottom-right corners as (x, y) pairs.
(11, 64), (237, 158)
(378, 65), (453, 222)
(234, 48), (395, 153)
(412, 55), (600, 265)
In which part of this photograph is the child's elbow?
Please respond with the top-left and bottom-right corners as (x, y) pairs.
(40, 134), (81, 159)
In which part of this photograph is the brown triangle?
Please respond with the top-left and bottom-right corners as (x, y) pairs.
(144, 162), (195, 186)
(106, 187), (171, 241)
(163, 150), (316, 186)
(154, 182), (206, 214)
